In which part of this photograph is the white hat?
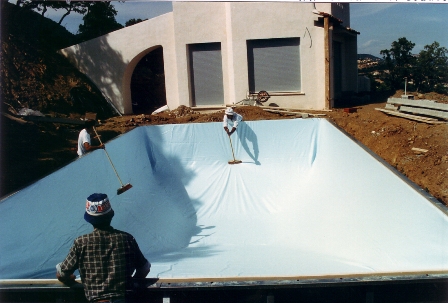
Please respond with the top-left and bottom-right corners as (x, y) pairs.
(225, 108), (234, 115)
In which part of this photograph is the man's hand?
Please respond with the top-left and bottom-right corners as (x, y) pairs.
(84, 142), (105, 151)
(224, 127), (230, 136)
(133, 261), (151, 279)
(56, 272), (76, 285)
(229, 127), (236, 136)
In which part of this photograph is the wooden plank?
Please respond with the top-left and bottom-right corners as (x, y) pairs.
(22, 115), (86, 125)
(263, 109), (300, 116)
(2, 270), (448, 286)
(1, 112), (29, 125)
(399, 105), (448, 120)
(387, 98), (448, 111)
(375, 108), (444, 124)
(385, 103), (398, 111)
(259, 105), (332, 112)
(324, 16), (330, 110)
(376, 108), (438, 121)
(263, 109), (326, 117)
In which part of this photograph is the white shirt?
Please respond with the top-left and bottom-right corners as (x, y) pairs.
(223, 113), (243, 129)
(77, 129), (91, 156)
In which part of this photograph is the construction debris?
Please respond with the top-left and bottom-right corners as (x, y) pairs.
(262, 108), (326, 118)
(376, 98), (448, 124)
(411, 147), (428, 154)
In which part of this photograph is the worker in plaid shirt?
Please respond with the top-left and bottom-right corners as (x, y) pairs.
(56, 193), (151, 303)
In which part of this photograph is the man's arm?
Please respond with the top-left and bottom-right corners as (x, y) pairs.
(133, 260), (151, 279)
(226, 114), (242, 136)
(83, 142), (104, 152)
(223, 115), (230, 135)
(56, 263), (76, 285)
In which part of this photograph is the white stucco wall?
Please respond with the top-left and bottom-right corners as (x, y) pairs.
(225, 2), (326, 109)
(60, 13), (176, 114)
(171, 1), (330, 110)
(60, 2), (356, 114)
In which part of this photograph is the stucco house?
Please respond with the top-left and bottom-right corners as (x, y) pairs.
(60, 2), (359, 115)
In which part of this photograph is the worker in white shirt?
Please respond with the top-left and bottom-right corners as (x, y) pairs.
(223, 107), (243, 136)
(77, 120), (104, 157)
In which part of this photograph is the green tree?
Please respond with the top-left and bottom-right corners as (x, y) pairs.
(380, 37), (416, 90)
(125, 18), (147, 27)
(54, 1), (91, 26)
(17, 0), (90, 25)
(414, 42), (448, 93)
(78, 1), (123, 41)
(17, 0), (49, 16)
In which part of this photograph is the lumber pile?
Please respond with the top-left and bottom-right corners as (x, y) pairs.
(376, 98), (448, 124)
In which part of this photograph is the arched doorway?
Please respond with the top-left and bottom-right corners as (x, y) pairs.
(131, 47), (166, 114)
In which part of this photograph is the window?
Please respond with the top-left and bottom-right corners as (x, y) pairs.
(189, 42), (224, 106)
(247, 38), (301, 92)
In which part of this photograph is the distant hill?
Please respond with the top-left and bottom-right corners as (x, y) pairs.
(357, 54), (381, 61)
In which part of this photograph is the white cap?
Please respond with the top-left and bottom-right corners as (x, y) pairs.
(225, 107), (234, 115)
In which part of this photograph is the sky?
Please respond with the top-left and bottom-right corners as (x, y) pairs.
(350, 3), (448, 57)
(15, 1), (448, 58)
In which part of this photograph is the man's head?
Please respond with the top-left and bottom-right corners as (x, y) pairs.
(84, 119), (96, 130)
(84, 193), (114, 226)
(225, 107), (234, 119)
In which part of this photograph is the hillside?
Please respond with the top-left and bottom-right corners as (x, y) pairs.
(357, 54), (381, 61)
(0, 3), (447, 206)
(0, 3), (117, 196)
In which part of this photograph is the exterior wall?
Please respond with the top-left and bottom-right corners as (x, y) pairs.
(332, 28), (358, 103)
(330, 3), (350, 27)
(171, 2), (228, 107)
(226, 2), (326, 109)
(171, 1), (328, 110)
(60, 2), (357, 114)
(60, 13), (176, 114)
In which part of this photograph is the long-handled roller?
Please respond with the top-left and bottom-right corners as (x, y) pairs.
(227, 135), (242, 165)
(93, 127), (133, 195)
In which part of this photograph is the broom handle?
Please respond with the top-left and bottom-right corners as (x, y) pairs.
(93, 127), (124, 186)
(228, 135), (237, 161)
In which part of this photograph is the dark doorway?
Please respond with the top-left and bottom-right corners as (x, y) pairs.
(131, 47), (166, 114)
(333, 41), (343, 107)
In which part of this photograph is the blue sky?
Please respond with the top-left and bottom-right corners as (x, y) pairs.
(351, 3), (448, 57)
(29, 1), (448, 58)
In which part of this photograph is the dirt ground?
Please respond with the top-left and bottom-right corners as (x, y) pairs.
(2, 91), (447, 207)
(87, 91), (448, 206)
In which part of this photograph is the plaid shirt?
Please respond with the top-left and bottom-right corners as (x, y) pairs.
(58, 226), (149, 302)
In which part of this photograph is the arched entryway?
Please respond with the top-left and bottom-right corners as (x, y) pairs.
(130, 47), (166, 114)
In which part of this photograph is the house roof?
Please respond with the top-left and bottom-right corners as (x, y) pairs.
(314, 10), (360, 35)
